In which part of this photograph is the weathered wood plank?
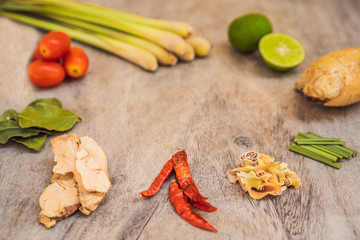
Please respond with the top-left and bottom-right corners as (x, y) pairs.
(0, 0), (360, 239)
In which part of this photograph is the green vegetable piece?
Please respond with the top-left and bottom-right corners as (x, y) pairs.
(295, 141), (347, 145)
(289, 144), (341, 169)
(19, 102), (79, 131)
(0, 124), (41, 144)
(28, 98), (62, 108)
(299, 145), (338, 162)
(12, 134), (47, 151)
(0, 109), (18, 121)
(294, 138), (341, 142)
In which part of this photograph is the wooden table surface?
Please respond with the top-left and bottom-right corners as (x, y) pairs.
(1, 0), (360, 239)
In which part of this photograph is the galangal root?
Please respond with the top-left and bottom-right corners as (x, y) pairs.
(39, 134), (111, 228)
(296, 47), (360, 107)
(227, 151), (300, 200)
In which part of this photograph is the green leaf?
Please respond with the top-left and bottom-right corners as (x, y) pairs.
(12, 134), (47, 151)
(0, 113), (43, 144)
(0, 119), (19, 131)
(28, 98), (62, 108)
(0, 124), (41, 144)
(0, 109), (18, 121)
(19, 102), (79, 131)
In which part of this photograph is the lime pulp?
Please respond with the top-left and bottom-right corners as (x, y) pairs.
(258, 33), (305, 71)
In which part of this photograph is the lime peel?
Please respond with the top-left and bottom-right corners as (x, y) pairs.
(228, 13), (272, 53)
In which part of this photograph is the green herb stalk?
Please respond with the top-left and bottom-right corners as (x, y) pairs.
(0, 1), (195, 61)
(47, 15), (178, 66)
(289, 131), (358, 169)
(0, 11), (158, 71)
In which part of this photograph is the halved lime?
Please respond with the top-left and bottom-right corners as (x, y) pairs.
(259, 33), (305, 71)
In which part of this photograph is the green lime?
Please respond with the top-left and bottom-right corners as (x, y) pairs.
(228, 13), (272, 53)
(259, 33), (305, 71)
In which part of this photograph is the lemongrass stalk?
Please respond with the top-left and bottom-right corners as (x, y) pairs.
(43, 5), (194, 61)
(48, 15), (177, 66)
(33, 0), (193, 37)
(0, 3), (40, 11)
(1, 2), (195, 60)
(0, 11), (158, 71)
(185, 35), (212, 57)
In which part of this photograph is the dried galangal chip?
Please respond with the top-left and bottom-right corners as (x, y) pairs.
(38, 134), (111, 228)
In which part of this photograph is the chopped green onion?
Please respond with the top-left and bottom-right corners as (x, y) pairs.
(295, 141), (347, 145)
(294, 138), (341, 142)
(307, 131), (358, 157)
(289, 144), (341, 169)
(299, 145), (338, 162)
(310, 145), (343, 159)
(290, 131), (358, 168)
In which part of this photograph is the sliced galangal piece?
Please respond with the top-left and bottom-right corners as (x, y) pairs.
(39, 173), (80, 228)
(38, 134), (111, 227)
(74, 136), (111, 215)
(51, 133), (80, 177)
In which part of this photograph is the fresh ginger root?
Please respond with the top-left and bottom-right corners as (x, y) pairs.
(296, 47), (360, 107)
(39, 134), (111, 228)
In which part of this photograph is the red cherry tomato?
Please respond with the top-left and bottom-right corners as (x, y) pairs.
(63, 47), (89, 78)
(39, 31), (71, 61)
(32, 47), (44, 61)
(28, 60), (65, 87)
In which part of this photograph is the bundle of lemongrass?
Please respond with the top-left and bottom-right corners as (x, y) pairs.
(0, 0), (212, 71)
(289, 132), (358, 169)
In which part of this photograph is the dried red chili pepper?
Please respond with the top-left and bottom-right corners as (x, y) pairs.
(140, 159), (174, 198)
(173, 150), (208, 203)
(189, 199), (218, 212)
(169, 180), (217, 232)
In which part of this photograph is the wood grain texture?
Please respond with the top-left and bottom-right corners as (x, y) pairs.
(1, 0), (360, 239)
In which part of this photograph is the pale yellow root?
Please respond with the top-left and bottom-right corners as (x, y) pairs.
(185, 35), (212, 57)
